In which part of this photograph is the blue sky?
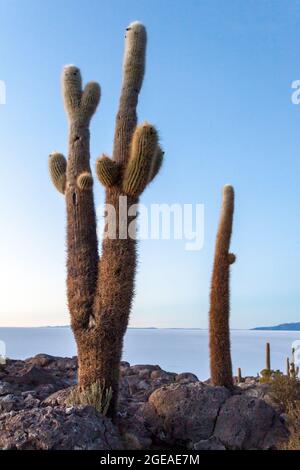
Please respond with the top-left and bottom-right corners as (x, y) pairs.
(0, 0), (299, 328)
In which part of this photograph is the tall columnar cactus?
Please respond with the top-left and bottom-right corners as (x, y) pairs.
(48, 22), (163, 418)
(209, 185), (236, 388)
(265, 342), (271, 371)
(237, 367), (242, 384)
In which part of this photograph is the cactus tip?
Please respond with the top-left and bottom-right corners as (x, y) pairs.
(224, 184), (234, 192)
(62, 65), (81, 80)
(127, 21), (145, 31)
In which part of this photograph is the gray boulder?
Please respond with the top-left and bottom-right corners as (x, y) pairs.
(0, 405), (122, 450)
(214, 395), (288, 449)
(148, 382), (230, 445)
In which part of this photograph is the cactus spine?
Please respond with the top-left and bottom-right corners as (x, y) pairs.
(265, 342), (271, 371)
(209, 185), (235, 388)
(49, 23), (163, 419)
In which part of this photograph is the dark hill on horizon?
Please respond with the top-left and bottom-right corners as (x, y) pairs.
(253, 322), (300, 331)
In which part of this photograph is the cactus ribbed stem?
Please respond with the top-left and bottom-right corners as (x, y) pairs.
(209, 185), (235, 388)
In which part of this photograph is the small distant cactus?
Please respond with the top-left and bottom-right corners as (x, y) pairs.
(237, 367), (242, 384)
(290, 362), (296, 379)
(266, 342), (271, 372)
(48, 22), (163, 419)
(287, 357), (290, 377)
(209, 185), (236, 388)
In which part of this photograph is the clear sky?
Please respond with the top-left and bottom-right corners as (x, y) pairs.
(0, 0), (299, 328)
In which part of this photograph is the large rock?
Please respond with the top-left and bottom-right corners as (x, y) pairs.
(214, 395), (288, 449)
(145, 383), (288, 450)
(148, 382), (230, 445)
(0, 405), (123, 450)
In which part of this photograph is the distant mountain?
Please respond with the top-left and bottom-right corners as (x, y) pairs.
(253, 322), (300, 331)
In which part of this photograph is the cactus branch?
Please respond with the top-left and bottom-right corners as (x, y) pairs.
(81, 82), (101, 123)
(62, 65), (82, 117)
(77, 172), (94, 191)
(149, 145), (164, 183)
(95, 155), (121, 188)
(49, 65), (100, 342)
(123, 122), (159, 197)
(112, 21), (147, 165)
(48, 152), (67, 194)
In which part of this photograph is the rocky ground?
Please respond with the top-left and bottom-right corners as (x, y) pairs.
(0, 354), (289, 450)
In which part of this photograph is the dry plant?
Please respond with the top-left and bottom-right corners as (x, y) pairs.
(67, 380), (113, 416)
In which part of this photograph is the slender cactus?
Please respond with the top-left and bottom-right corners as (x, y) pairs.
(237, 367), (242, 384)
(48, 22), (163, 419)
(209, 185), (236, 388)
(266, 342), (271, 371)
(290, 362), (296, 379)
(287, 357), (290, 377)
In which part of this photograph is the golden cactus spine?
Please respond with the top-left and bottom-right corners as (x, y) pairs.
(209, 185), (235, 388)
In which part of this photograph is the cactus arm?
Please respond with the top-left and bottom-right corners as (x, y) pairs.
(81, 82), (101, 123)
(95, 155), (121, 188)
(61, 66), (100, 333)
(62, 65), (82, 118)
(148, 145), (164, 183)
(123, 122), (158, 197)
(48, 152), (67, 194)
(228, 253), (236, 264)
(77, 172), (93, 191)
(209, 185), (235, 388)
(112, 21), (147, 165)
